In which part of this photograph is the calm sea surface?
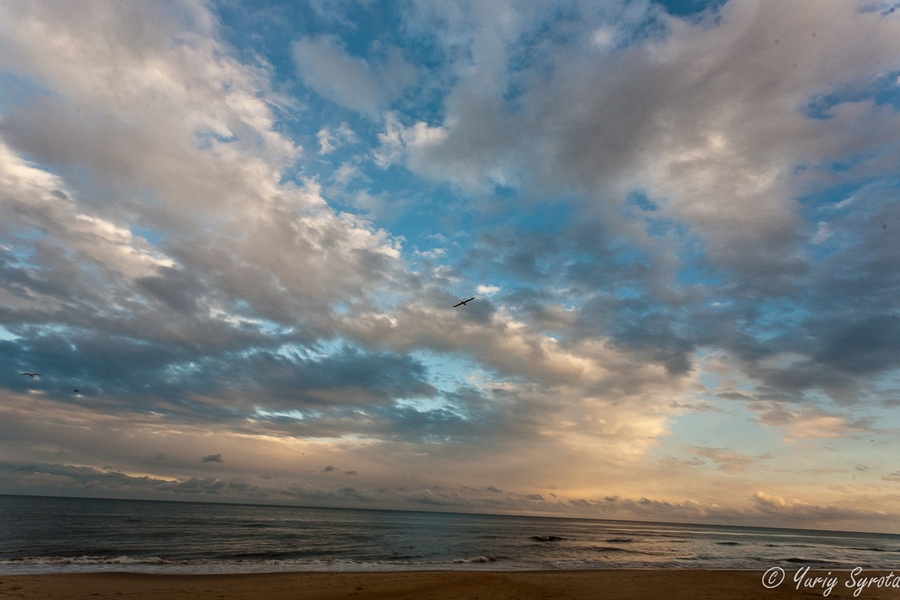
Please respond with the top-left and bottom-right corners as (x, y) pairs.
(1, 495), (898, 574)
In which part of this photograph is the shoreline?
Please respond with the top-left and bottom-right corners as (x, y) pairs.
(2, 568), (899, 600)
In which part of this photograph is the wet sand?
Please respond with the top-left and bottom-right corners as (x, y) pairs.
(2, 569), (899, 600)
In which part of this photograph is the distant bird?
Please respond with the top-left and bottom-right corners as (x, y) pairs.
(73, 390), (79, 393)
(453, 297), (475, 308)
(21, 372), (41, 378)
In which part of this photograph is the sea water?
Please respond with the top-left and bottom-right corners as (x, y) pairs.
(1, 495), (898, 574)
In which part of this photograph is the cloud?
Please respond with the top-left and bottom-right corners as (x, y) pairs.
(201, 453), (224, 463)
(0, 461), (235, 497)
(2, 454), (898, 531)
(749, 402), (874, 440)
(0, 1), (411, 415)
(317, 122), (357, 154)
(1, 0), (899, 532)
(751, 491), (887, 523)
(476, 284), (501, 296)
(293, 36), (416, 116)
(686, 446), (774, 472)
(294, 35), (381, 115)
(354, 1), (900, 416)
(389, 0), (900, 285)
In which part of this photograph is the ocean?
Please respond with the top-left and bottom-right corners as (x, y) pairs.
(1, 494), (898, 574)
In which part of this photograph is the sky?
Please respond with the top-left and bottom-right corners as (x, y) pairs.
(0, 0), (899, 533)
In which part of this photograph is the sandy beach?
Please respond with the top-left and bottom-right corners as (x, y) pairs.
(2, 569), (899, 600)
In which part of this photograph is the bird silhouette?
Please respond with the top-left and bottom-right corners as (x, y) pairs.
(453, 297), (475, 307)
(21, 372), (41, 378)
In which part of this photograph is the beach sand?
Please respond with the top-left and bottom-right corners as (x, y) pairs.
(1, 569), (899, 600)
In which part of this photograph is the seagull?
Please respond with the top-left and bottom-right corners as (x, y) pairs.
(453, 297), (475, 308)
(21, 372), (41, 378)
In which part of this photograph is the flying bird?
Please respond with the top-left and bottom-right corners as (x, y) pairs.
(453, 297), (475, 308)
(21, 372), (41, 378)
